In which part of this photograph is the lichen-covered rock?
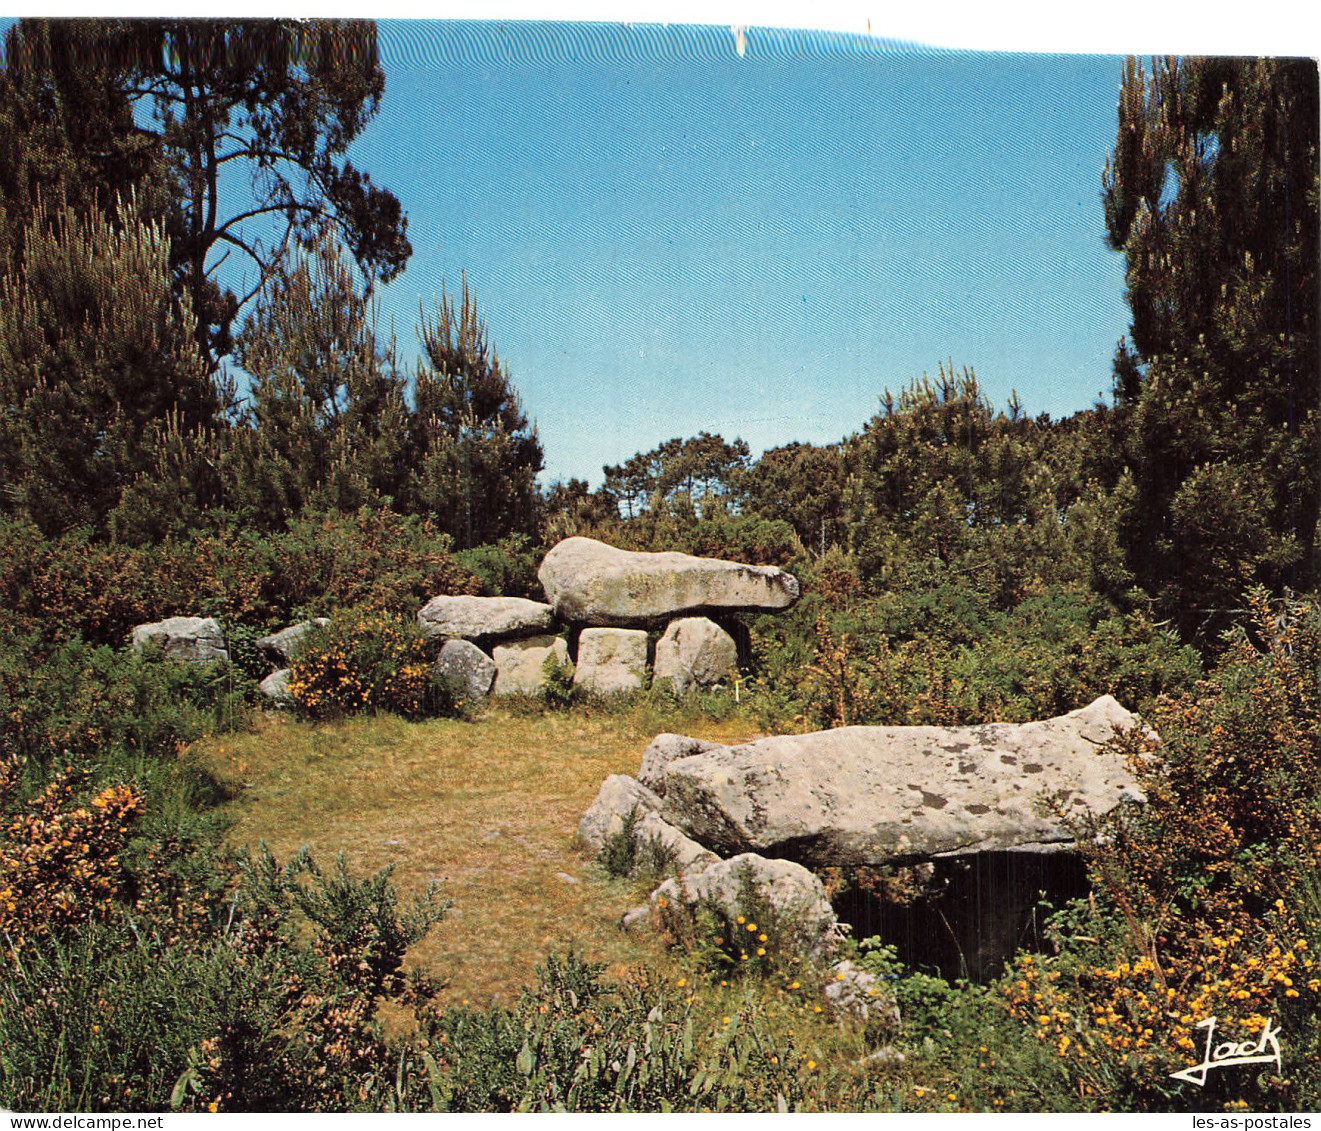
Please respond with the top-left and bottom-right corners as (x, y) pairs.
(825, 959), (901, 1031)
(634, 811), (720, 873)
(649, 852), (840, 958)
(259, 668), (291, 700)
(577, 774), (663, 852)
(653, 617), (738, 692)
(433, 638), (496, 702)
(130, 616), (228, 663)
(537, 537), (799, 626)
(254, 618), (330, 664)
(638, 733), (732, 795)
(491, 635), (570, 696)
(417, 595), (554, 644)
(656, 696), (1148, 866)
(572, 627), (648, 695)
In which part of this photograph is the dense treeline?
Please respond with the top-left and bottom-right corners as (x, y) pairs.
(0, 24), (1318, 1112)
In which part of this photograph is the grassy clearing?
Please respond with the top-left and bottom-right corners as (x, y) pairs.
(195, 700), (765, 1006)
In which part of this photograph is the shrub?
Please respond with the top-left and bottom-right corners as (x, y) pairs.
(752, 582), (1201, 730)
(598, 805), (677, 883)
(994, 589), (1321, 1111)
(540, 650), (577, 712)
(0, 509), (483, 650)
(0, 845), (448, 1112)
(0, 764), (142, 943)
(285, 609), (438, 720)
(0, 631), (254, 773)
(403, 955), (815, 1112)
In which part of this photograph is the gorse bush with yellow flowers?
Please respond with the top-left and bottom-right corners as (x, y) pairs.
(991, 590), (1321, 1110)
(285, 609), (443, 720)
(0, 762), (142, 943)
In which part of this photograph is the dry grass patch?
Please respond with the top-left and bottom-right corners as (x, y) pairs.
(196, 704), (763, 1006)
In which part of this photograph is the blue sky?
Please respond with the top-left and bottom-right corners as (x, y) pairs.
(348, 23), (1133, 486)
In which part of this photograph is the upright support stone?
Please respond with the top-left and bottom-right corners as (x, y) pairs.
(492, 635), (571, 696)
(573, 628), (648, 694)
(653, 616), (737, 693)
(434, 638), (497, 703)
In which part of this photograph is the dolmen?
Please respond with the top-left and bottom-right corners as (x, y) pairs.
(126, 536), (802, 707)
(582, 696), (1151, 981)
(415, 537), (801, 703)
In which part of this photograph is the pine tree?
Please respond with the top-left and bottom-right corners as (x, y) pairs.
(403, 281), (544, 549)
(228, 227), (409, 529)
(0, 193), (217, 535)
(1102, 57), (1319, 624)
(0, 18), (412, 370)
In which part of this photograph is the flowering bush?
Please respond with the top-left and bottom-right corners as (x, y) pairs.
(996, 590), (1321, 1110)
(285, 609), (438, 720)
(0, 763), (142, 943)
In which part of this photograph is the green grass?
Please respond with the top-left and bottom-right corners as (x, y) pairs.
(196, 700), (765, 1006)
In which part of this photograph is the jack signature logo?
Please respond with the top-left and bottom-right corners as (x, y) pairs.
(1169, 1016), (1283, 1087)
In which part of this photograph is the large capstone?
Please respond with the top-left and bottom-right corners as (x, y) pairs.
(537, 537), (799, 627)
(418, 595), (554, 644)
(653, 616), (738, 693)
(130, 616), (228, 663)
(655, 696), (1146, 866)
(573, 627), (648, 695)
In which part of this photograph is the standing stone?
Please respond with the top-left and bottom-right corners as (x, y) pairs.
(255, 618), (330, 665)
(130, 616), (228, 663)
(417, 595), (554, 644)
(573, 627), (648, 695)
(653, 616), (738, 692)
(492, 635), (571, 697)
(537, 536), (800, 626)
(433, 639), (497, 703)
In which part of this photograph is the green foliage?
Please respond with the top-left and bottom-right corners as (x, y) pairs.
(456, 533), (541, 599)
(540, 649), (578, 712)
(1103, 57), (1320, 624)
(602, 432), (750, 521)
(656, 863), (816, 988)
(0, 510), (482, 649)
(399, 279), (544, 549)
(0, 18), (412, 367)
(284, 608), (439, 720)
(403, 956), (814, 1112)
(854, 938), (963, 1037)
(598, 805), (678, 883)
(0, 193), (218, 536)
(0, 630), (253, 774)
(226, 229), (411, 530)
(740, 440), (849, 557)
(751, 580), (1201, 730)
(0, 19), (173, 267)
(843, 364), (1132, 606)
(0, 845), (447, 1112)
